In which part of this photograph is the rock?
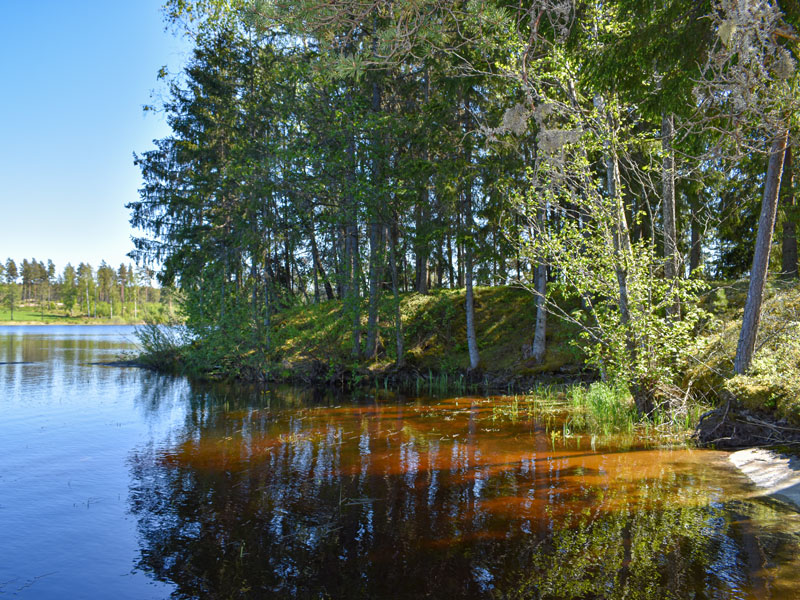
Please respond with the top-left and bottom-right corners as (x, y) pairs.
(729, 448), (800, 511)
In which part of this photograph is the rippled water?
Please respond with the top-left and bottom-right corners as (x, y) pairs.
(2, 326), (800, 599)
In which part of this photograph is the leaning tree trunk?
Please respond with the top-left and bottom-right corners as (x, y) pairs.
(662, 113), (680, 318)
(601, 102), (646, 413)
(607, 145), (633, 336)
(735, 130), (790, 375)
(781, 145), (797, 279)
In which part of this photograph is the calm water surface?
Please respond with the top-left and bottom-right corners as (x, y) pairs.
(2, 326), (800, 599)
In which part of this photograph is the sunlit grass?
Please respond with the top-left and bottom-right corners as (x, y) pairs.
(487, 381), (705, 448)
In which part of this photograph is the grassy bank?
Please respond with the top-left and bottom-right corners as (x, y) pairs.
(270, 286), (583, 382)
(138, 286), (586, 387)
(0, 302), (174, 325)
(0, 306), (143, 325)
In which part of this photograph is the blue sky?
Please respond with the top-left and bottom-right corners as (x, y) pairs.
(0, 1), (190, 274)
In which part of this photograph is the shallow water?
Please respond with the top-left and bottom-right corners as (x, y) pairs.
(1, 326), (800, 599)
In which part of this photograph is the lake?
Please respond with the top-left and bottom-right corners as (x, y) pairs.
(1, 325), (800, 599)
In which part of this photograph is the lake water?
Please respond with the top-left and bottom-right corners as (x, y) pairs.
(2, 325), (800, 599)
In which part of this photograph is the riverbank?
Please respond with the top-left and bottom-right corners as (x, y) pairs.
(0, 301), (172, 326)
(136, 279), (800, 445)
(6, 323), (800, 598)
(137, 286), (589, 389)
(0, 320), (147, 326)
(730, 448), (800, 512)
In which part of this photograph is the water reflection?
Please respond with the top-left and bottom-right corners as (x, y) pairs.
(128, 387), (800, 599)
(2, 326), (798, 599)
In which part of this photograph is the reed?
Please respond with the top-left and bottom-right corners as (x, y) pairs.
(569, 382), (638, 436)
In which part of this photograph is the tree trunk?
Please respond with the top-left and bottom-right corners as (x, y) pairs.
(662, 113), (680, 317)
(607, 143), (633, 332)
(603, 112), (645, 410)
(310, 220), (335, 301)
(461, 94), (480, 371)
(689, 194), (703, 274)
(346, 109), (361, 358)
(735, 130), (790, 375)
(364, 70), (384, 360)
(781, 145), (797, 278)
(464, 232), (480, 370)
(463, 177), (479, 371)
(388, 221), (404, 367)
(365, 221), (383, 359)
(531, 208), (548, 364)
(414, 198), (429, 294)
(262, 247), (272, 355)
(446, 232), (456, 288)
(347, 219), (361, 358)
(264, 271), (271, 355)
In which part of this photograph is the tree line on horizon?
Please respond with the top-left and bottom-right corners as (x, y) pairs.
(130, 0), (799, 408)
(1, 257), (164, 321)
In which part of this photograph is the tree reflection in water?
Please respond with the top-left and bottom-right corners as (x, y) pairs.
(128, 385), (800, 599)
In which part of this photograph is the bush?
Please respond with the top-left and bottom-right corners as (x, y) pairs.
(135, 321), (190, 371)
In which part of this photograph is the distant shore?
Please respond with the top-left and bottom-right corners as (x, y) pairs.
(0, 320), (145, 326)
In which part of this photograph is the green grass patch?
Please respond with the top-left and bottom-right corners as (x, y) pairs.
(0, 302), (169, 325)
(270, 286), (584, 378)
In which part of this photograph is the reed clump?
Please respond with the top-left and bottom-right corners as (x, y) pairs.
(569, 382), (638, 436)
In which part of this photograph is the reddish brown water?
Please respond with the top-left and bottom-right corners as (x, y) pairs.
(3, 327), (800, 599)
(135, 392), (800, 599)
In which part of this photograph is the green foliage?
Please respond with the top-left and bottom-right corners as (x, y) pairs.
(691, 280), (800, 422)
(2, 283), (20, 320)
(569, 381), (638, 436)
(132, 0), (799, 440)
(135, 322), (190, 371)
(518, 129), (709, 403)
(722, 283), (800, 422)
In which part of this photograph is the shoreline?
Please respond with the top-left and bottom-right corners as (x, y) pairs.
(0, 321), (146, 326)
(729, 448), (800, 512)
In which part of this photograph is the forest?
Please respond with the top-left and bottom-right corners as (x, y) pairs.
(0, 257), (168, 323)
(130, 0), (800, 438)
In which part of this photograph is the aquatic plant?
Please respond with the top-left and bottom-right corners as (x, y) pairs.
(570, 381), (638, 436)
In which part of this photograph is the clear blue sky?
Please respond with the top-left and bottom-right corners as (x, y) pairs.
(0, 1), (190, 274)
